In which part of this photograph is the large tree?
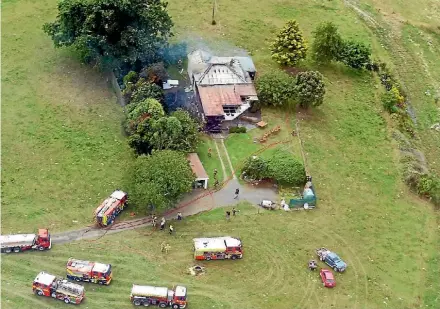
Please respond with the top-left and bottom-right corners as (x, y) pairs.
(295, 71), (325, 108)
(126, 150), (194, 211)
(256, 71), (296, 107)
(43, 0), (173, 70)
(270, 20), (307, 66)
(311, 22), (343, 63)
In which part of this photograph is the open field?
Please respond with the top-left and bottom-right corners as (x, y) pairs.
(2, 0), (440, 308)
(1, 0), (134, 233)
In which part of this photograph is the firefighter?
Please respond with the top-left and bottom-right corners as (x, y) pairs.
(234, 188), (240, 199)
(213, 168), (218, 178)
(232, 207), (240, 216)
(165, 243), (171, 254)
(208, 148), (212, 158)
(169, 225), (174, 235)
(214, 179), (220, 188)
(177, 212), (183, 220)
(225, 211), (231, 221)
(152, 216), (158, 228)
(160, 217), (166, 230)
(161, 241), (166, 252)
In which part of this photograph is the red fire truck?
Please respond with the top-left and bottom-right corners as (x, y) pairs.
(1, 229), (51, 253)
(193, 236), (243, 260)
(33, 271), (85, 305)
(66, 258), (112, 285)
(130, 284), (187, 308)
(94, 190), (128, 227)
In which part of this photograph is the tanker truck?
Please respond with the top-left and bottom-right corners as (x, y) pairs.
(1, 228), (51, 253)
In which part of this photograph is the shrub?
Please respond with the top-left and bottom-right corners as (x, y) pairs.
(229, 126), (247, 133)
(270, 20), (307, 66)
(417, 174), (440, 206)
(256, 71), (296, 107)
(267, 152), (306, 186)
(311, 22), (343, 63)
(131, 79), (165, 104)
(337, 40), (371, 69)
(295, 71), (326, 108)
(242, 156), (269, 181)
(123, 71), (139, 87)
(382, 86), (404, 113)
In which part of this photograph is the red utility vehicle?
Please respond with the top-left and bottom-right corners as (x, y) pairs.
(94, 190), (128, 227)
(33, 271), (85, 305)
(320, 269), (336, 288)
(130, 284), (187, 308)
(66, 258), (112, 285)
(193, 237), (243, 261)
(1, 229), (51, 253)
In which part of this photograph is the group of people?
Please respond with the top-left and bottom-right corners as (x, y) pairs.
(151, 212), (183, 235)
(225, 207), (240, 220)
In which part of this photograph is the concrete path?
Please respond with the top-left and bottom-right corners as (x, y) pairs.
(51, 177), (277, 245)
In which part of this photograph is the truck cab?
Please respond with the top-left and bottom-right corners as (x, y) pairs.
(171, 286), (187, 308)
(34, 229), (51, 250)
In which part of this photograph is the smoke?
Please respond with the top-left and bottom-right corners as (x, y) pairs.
(175, 34), (250, 57)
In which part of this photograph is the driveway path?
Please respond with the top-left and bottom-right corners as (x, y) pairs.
(51, 169), (277, 245)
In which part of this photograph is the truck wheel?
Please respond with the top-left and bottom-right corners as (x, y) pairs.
(231, 255), (237, 260)
(13, 247), (21, 253)
(172, 304), (179, 309)
(64, 298), (70, 304)
(133, 299), (142, 306)
(333, 267), (338, 272)
(143, 302), (150, 307)
(51, 292), (57, 298)
(5, 248), (11, 254)
(36, 290), (44, 296)
(38, 246), (45, 251)
(75, 277), (81, 282)
(159, 303), (167, 308)
(98, 281), (104, 285)
(205, 256), (211, 261)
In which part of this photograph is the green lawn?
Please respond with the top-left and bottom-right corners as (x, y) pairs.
(1, 0), (134, 233)
(196, 135), (224, 185)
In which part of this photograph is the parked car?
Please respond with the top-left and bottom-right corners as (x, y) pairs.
(320, 269), (336, 288)
(316, 248), (347, 272)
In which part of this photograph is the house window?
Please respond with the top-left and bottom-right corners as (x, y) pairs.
(223, 106), (237, 116)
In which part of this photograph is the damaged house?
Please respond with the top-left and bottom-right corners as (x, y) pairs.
(187, 50), (258, 133)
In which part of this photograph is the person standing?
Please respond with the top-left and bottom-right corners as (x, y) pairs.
(169, 225), (174, 235)
(152, 216), (158, 228)
(232, 207), (240, 216)
(177, 212), (183, 220)
(160, 217), (166, 230)
(213, 168), (218, 178)
(208, 148), (212, 158)
(234, 188), (240, 199)
(225, 211), (231, 221)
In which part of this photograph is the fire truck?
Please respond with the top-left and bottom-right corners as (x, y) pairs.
(1, 229), (51, 253)
(130, 284), (187, 308)
(66, 258), (112, 285)
(193, 236), (243, 260)
(94, 190), (128, 227)
(33, 271), (85, 305)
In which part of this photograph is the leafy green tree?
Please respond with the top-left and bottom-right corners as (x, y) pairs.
(267, 151), (305, 186)
(295, 71), (325, 108)
(172, 109), (200, 150)
(337, 40), (371, 69)
(129, 78), (165, 106)
(311, 22), (343, 63)
(270, 20), (307, 66)
(242, 156), (269, 181)
(123, 71), (139, 87)
(126, 150), (194, 211)
(127, 98), (165, 121)
(43, 0), (173, 70)
(256, 71), (296, 107)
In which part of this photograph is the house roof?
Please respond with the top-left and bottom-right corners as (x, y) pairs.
(197, 84), (257, 116)
(187, 153), (209, 179)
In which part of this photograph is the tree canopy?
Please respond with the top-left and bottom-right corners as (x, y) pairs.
(270, 20), (307, 66)
(295, 71), (326, 108)
(267, 152), (306, 186)
(125, 150), (194, 211)
(337, 40), (371, 69)
(43, 0), (173, 70)
(256, 71), (296, 107)
(311, 22), (343, 63)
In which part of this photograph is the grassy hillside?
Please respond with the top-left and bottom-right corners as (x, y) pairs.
(1, 203), (437, 309)
(2, 0), (439, 308)
(1, 0), (134, 233)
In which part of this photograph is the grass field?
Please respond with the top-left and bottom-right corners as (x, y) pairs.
(2, 0), (440, 308)
(1, 0), (134, 233)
